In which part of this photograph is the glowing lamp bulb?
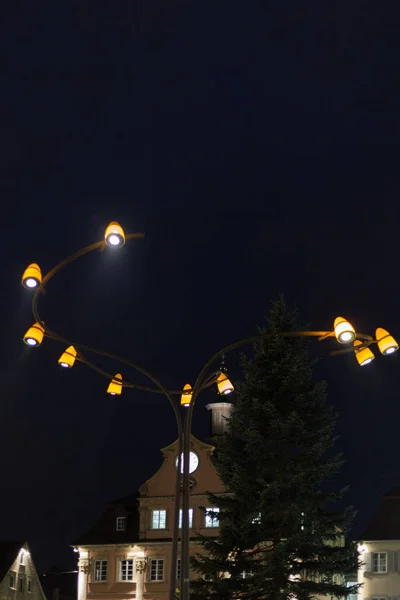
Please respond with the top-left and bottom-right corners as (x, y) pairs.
(23, 322), (45, 347)
(21, 263), (42, 290)
(354, 340), (375, 367)
(376, 328), (399, 356)
(107, 373), (123, 396)
(58, 346), (77, 369)
(104, 222), (125, 248)
(334, 316), (356, 344)
(181, 383), (193, 407)
(217, 372), (234, 395)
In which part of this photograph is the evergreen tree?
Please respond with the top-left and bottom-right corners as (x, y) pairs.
(191, 297), (359, 600)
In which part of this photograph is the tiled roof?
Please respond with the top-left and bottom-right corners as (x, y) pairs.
(361, 489), (400, 540)
(73, 494), (139, 546)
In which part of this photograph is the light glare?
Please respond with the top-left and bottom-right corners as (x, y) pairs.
(108, 234), (120, 246)
(26, 338), (37, 346)
(25, 278), (38, 288)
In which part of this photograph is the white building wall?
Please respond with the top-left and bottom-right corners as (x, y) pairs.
(358, 541), (400, 600)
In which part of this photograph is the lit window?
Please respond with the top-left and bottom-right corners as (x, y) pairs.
(204, 508), (219, 528)
(27, 578), (32, 593)
(151, 510), (167, 530)
(116, 516), (126, 531)
(179, 509), (193, 528)
(120, 559), (134, 581)
(94, 560), (108, 582)
(372, 553), (387, 573)
(149, 558), (164, 582)
(9, 573), (16, 589)
(18, 577), (24, 593)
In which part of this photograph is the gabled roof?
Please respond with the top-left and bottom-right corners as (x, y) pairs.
(0, 541), (25, 582)
(361, 489), (400, 540)
(73, 494), (139, 546)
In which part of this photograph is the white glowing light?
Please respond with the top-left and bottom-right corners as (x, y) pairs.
(60, 362), (69, 368)
(25, 278), (38, 288)
(26, 338), (37, 346)
(339, 331), (353, 343)
(108, 234), (121, 246)
(385, 347), (396, 355)
(361, 358), (373, 366)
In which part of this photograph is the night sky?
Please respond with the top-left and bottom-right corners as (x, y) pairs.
(1, 1), (400, 571)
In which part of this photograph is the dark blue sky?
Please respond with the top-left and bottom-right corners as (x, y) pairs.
(1, 1), (400, 570)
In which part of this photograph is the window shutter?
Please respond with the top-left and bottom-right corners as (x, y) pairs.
(388, 551), (398, 572)
(363, 552), (371, 573)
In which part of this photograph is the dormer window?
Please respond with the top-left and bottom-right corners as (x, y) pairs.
(116, 516), (126, 531)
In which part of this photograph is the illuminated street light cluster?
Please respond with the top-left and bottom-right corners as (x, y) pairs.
(20, 223), (399, 380)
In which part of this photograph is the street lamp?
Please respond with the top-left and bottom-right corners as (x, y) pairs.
(21, 263), (42, 290)
(58, 346), (77, 368)
(20, 223), (398, 600)
(23, 322), (45, 347)
(104, 221), (125, 248)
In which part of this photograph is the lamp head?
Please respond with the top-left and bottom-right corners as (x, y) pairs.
(58, 346), (77, 368)
(21, 263), (42, 290)
(181, 383), (193, 407)
(334, 316), (356, 344)
(107, 373), (123, 396)
(353, 340), (375, 366)
(217, 372), (234, 395)
(23, 322), (45, 347)
(376, 328), (399, 356)
(104, 222), (125, 248)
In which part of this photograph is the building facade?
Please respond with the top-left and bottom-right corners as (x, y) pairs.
(0, 541), (46, 600)
(74, 402), (232, 600)
(358, 489), (400, 600)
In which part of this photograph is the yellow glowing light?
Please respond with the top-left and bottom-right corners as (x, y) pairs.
(217, 372), (234, 395)
(181, 383), (193, 407)
(107, 373), (123, 396)
(376, 327), (399, 356)
(23, 322), (45, 347)
(334, 316), (356, 344)
(353, 340), (375, 367)
(104, 221), (125, 248)
(21, 263), (42, 289)
(58, 346), (77, 368)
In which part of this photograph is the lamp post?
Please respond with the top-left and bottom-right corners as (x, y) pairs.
(20, 223), (399, 600)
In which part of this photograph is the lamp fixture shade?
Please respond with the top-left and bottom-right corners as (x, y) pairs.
(107, 373), (123, 395)
(58, 346), (77, 368)
(334, 316), (356, 344)
(23, 322), (45, 347)
(22, 263), (42, 289)
(353, 340), (375, 366)
(104, 222), (125, 248)
(181, 383), (193, 407)
(376, 328), (399, 355)
(217, 372), (234, 395)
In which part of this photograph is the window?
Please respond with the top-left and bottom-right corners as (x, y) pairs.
(372, 553), (388, 573)
(151, 510), (167, 530)
(9, 572), (16, 589)
(27, 578), (32, 593)
(18, 577), (24, 593)
(20, 551), (25, 565)
(94, 560), (108, 582)
(179, 509), (193, 528)
(120, 559), (134, 581)
(116, 516), (126, 531)
(149, 558), (164, 582)
(204, 507), (220, 528)
(252, 513), (261, 524)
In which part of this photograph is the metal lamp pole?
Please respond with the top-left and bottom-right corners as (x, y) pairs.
(21, 225), (399, 600)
